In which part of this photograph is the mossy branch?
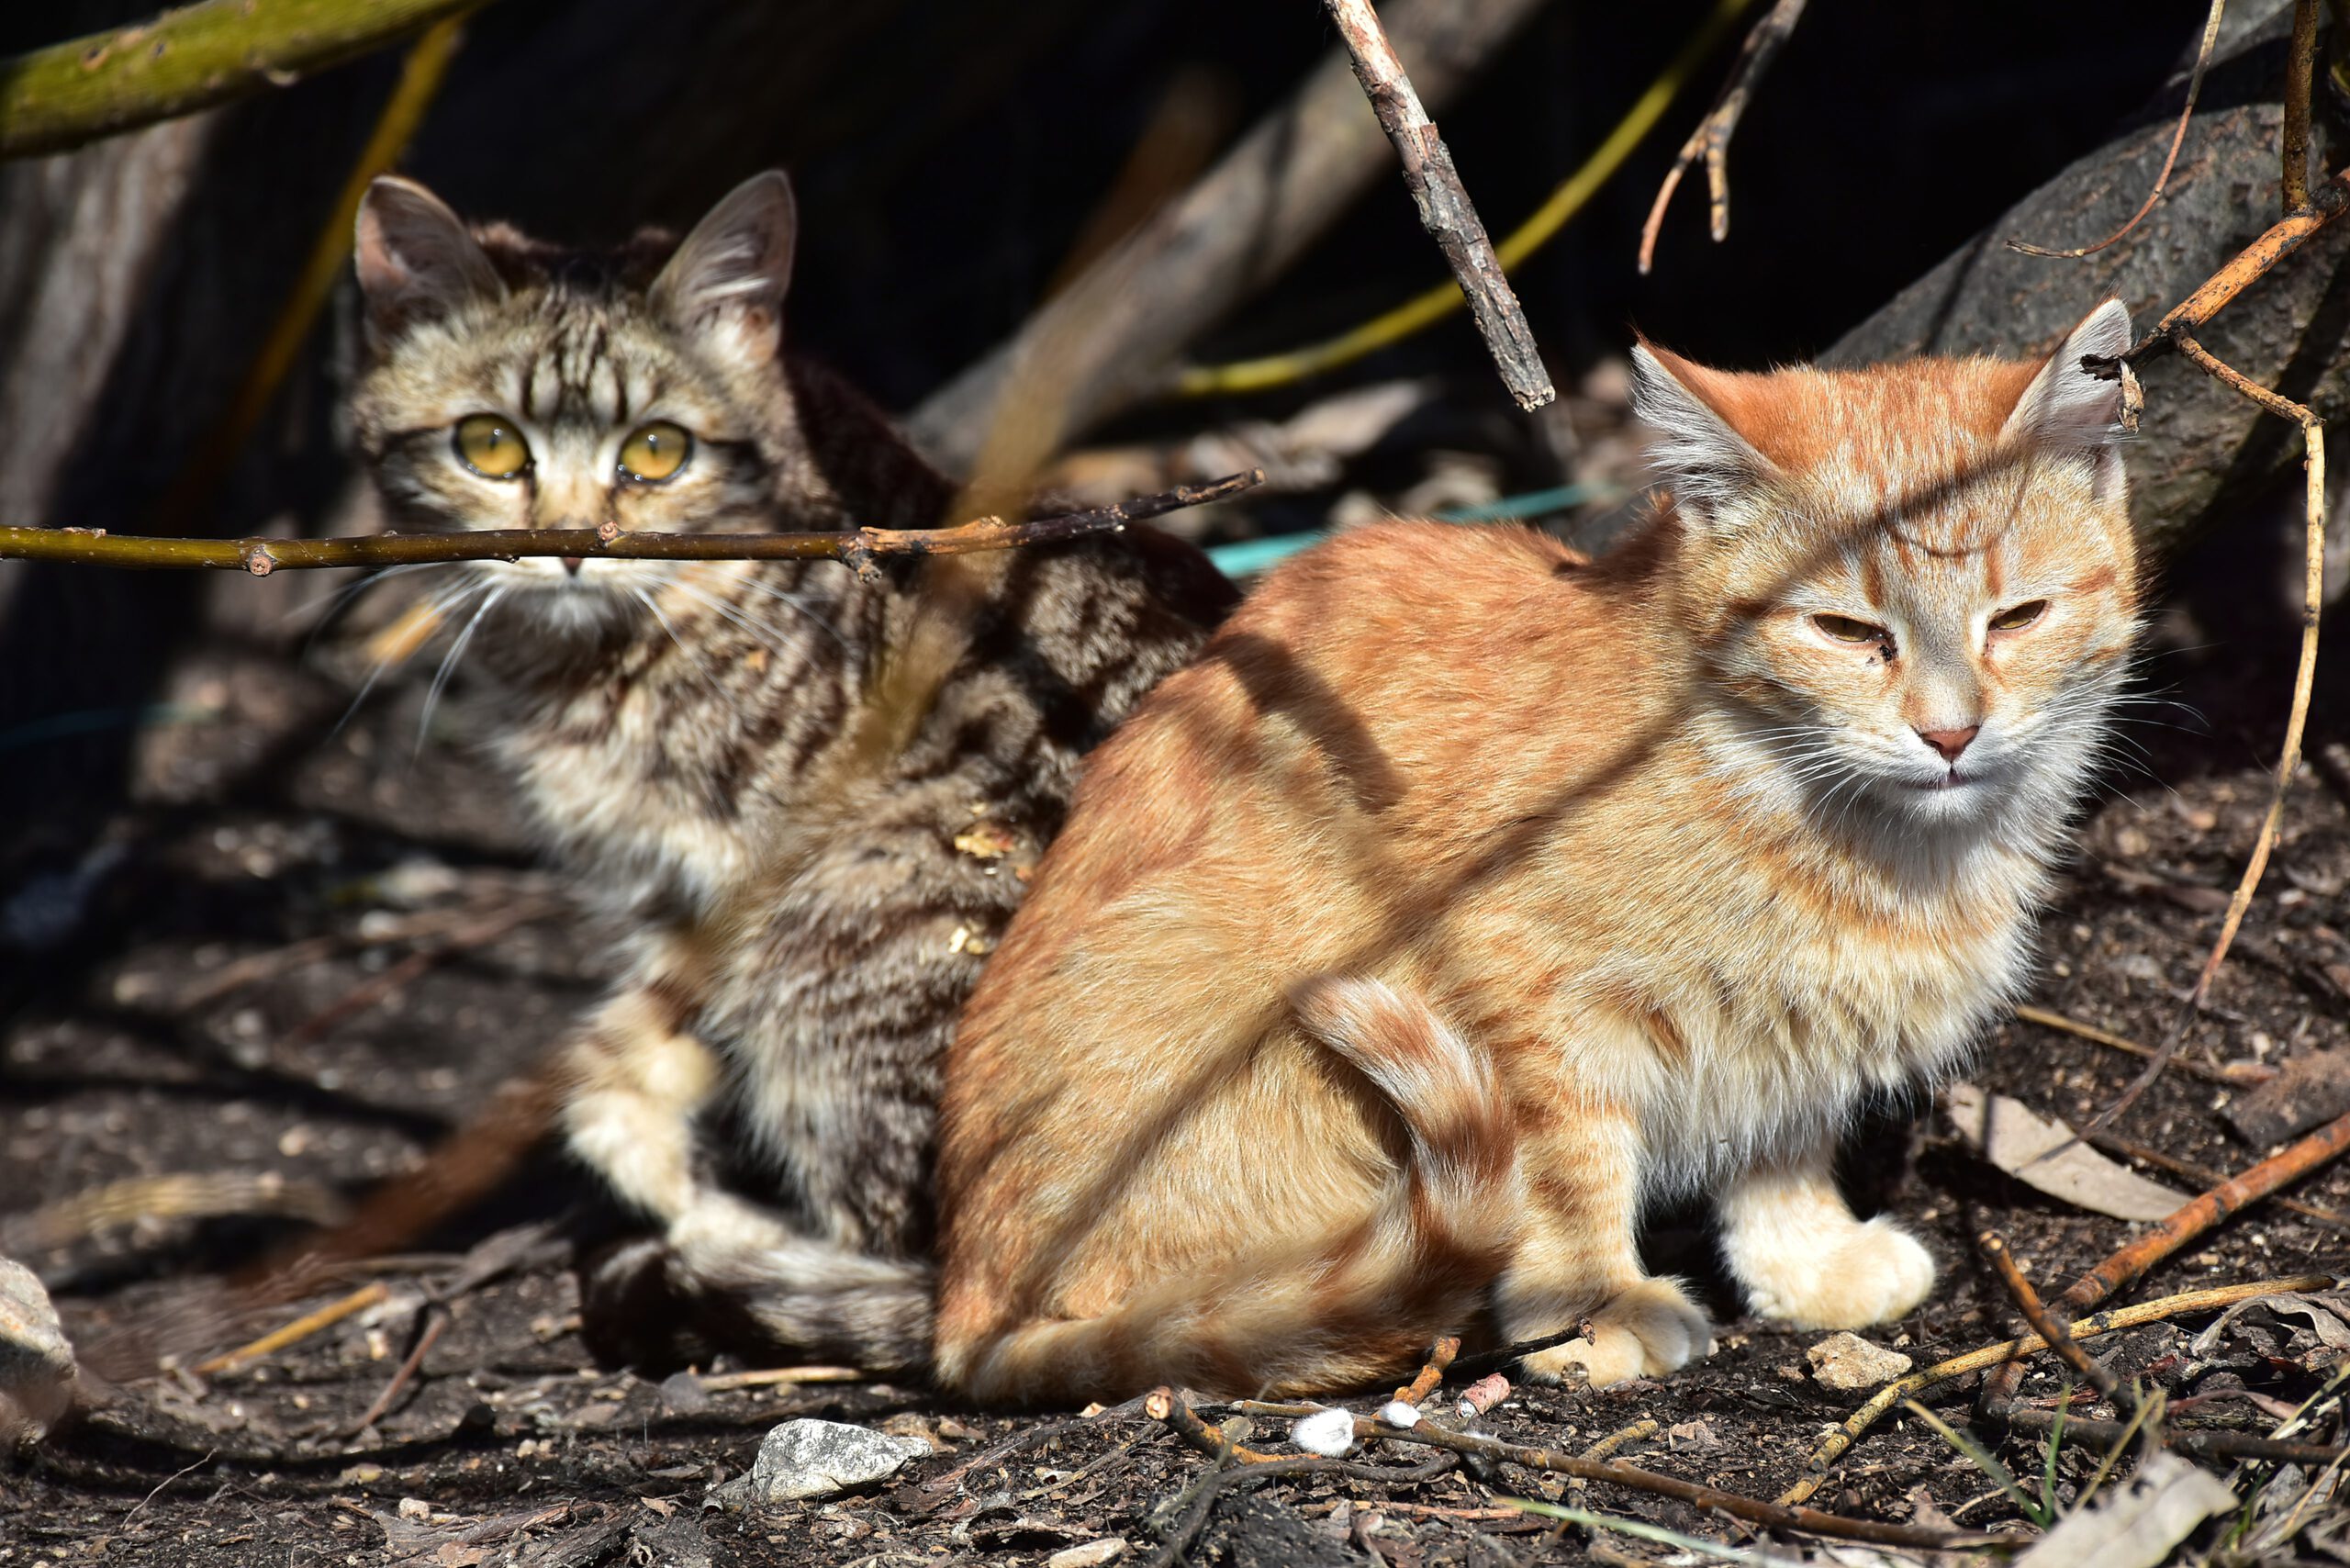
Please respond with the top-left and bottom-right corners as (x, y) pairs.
(0, 0), (486, 162)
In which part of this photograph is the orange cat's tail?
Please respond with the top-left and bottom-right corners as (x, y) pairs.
(942, 979), (1520, 1403)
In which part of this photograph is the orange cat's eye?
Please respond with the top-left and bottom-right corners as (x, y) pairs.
(1813, 613), (1887, 645)
(1988, 599), (2048, 633)
(618, 420), (693, 483)
(453, 413), (530, 479)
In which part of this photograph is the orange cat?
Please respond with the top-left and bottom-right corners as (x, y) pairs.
(933, 304), (2139, 1403)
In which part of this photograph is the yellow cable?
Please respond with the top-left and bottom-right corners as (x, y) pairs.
(1173, 0), (1757, 398)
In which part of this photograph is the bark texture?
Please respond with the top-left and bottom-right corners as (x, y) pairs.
(1828, 0), (2344, 557)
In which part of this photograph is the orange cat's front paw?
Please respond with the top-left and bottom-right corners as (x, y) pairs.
(1516, 1278), (1713, 1388)
(1741, 1216), (1934, 1329)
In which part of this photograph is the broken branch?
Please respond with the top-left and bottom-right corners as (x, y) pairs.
(1980, 1113), (2350, 1415)
(2007, 0), (2224, 259)
(1324, 0), (1552, 409)
(1636, 0), (1808, 274)
(0, 0), (487, 162)
(1778, 1271), (2337, 1506)
(0, 471), (1263, 575)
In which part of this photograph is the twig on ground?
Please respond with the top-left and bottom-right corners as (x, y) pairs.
(0, 472), (1263, 575)
(1566, 1418), (1662, 1524)
(1323, 0), (1552, 409)
(273, 897), (562, 1058)
(1147, 1385), (1281, 1463)
(347, 1302), (448, 1435)
(1982, 1232), (2123, 1401)
(1, 1171), (348, 1257)
(192, 1281), (387, 1377)
(2011, 1003), (2274, 1086)
(910, 1394), (1158, 1509)
(1983, 1113), (2350, 1414)
(1394, 1335), (1461, 1406)
(1777, 1272), (2336, 1506)
(0, 0), (484, 161)
(1350, 1411), (1995, 1550)
(2089, 1132), (2350, 1230)
(1636, 0), (1809, 273)
(697, 1365), (865, 1393)
(2008, 0), (2224, 258)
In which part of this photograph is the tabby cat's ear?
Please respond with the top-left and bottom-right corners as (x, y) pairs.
(652, 171), (798, 362)
(354, 176), (506, 343)
(2001, 299), (2132, 451)
(1629, 340), (1779, 521)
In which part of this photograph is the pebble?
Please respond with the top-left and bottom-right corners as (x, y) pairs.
(1806, 1331), (1914, 1391)
(0, 1258), (75, 1447)
(1044, 1541), (1130, 1568)
(706, 1418), (931, 1506)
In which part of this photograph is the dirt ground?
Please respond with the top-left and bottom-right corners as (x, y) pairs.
(5, 501), (2350, 1566)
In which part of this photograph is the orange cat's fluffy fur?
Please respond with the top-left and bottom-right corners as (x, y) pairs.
(934, 304), (2141, 1403)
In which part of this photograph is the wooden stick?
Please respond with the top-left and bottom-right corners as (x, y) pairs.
(2011, 1003), (2273, 1086)
(347, 1302), (448, 1434)
(192, 1281), (387, 1376)
(1981, 1232), (2121, 1400)
(1636, 0), (1809, 274)
(2133, 167), (2350, 359)
(1393, 1335), (1460, 1406)
(2286, 0), (2320, 212)
(1983, 1114), (2350, 1417)
(1352, 1413), (1997, 1550)
(0, 470), (1262, 576)
(697, 1365), (866, 1393)
(0, 0), (487, 162)
(2007, 0), (2224, 259)
(1777, 1272), (2336, 1506)
(2089, 1132), (2350, 1229)
(1323, 0), (1553, 410)
(1146, 1386), (1281, 1463)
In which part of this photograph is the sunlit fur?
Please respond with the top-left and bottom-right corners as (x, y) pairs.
(348, 172), (1232, 1370)
(934, 305), (2140, 1404)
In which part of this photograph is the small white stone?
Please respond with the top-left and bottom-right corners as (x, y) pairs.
(396, 1497), (431, 1520)
(1044, 1540), (1129, 1568)
(1290, 1406), (1356, 1457)
(1806, 1331), (1914, 1391)
(709, 1417), (930, 1506)
(1377, 1400), (1421, 1429)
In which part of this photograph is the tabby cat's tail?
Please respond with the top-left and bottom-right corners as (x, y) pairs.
(940, 978), (1521, 1403)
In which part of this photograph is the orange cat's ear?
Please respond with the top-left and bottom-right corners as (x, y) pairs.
(1629, 340), (1780, 519)
(2000, 300), (2132, 451)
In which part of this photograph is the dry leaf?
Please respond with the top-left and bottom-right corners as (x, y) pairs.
(1945, 1084), (2188, 1221)
(2013, 1451), (2236, 1568)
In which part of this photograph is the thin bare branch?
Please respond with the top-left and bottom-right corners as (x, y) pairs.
(2008, 0), (2225, 259)
(1324, 0), (1553, 409)
(0, 471), (1263, 576)
(2287, 0), (2320, 210)
(1636, 0), (1808, 274)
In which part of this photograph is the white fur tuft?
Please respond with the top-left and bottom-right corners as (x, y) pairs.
(1291, 1406), (1357, 1456)
(1628, 345), (1775, 515)
(2002, 299), (2132, 451)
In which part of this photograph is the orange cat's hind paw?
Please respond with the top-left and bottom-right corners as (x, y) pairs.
(1741, 1217), (1934, 1329)
(1516, 1277), (1713, 1388)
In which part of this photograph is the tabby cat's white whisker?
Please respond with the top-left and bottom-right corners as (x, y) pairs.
(415, 585), (505, 754)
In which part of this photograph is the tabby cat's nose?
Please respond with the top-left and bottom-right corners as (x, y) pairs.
(1916, 724), (1979, 762)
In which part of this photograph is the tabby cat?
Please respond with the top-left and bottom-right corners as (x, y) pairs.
(349, 171), (1233, 1367)
(934, 304), (2138, 1402)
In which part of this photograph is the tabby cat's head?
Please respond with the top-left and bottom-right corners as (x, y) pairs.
(350, 171), (806, 628)
(1632, 303), (2140, 836)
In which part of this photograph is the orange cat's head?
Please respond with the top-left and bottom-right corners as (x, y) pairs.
(1631, 304), (2138, 842)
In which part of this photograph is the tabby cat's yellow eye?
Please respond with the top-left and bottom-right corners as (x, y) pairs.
(453, 414), (530, 479)
(1988, 599), (2048, 633)
(1813, 613), (1886, 644)
(618, 420), (692, 483)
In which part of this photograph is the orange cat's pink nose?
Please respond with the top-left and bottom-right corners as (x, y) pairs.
(1917, 724), (1979, 762)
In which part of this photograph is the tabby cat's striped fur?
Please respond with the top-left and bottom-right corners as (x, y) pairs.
(350, 172), (1232, 1367)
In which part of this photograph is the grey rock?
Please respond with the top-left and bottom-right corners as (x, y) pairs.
(0, 1256), (75, 1446)
(707, 1418), (930, 1507)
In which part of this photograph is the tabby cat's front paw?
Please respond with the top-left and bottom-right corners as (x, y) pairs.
(1516, 1277), (1713, 1388)
(1740, 1216), (1933, 1329)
